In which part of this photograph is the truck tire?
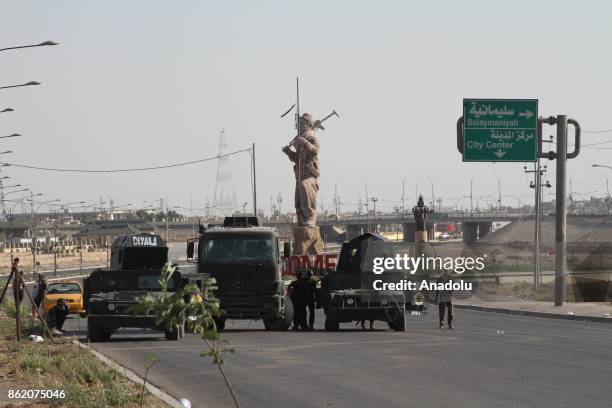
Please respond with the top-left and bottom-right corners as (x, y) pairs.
(214, 316), (226, 332)
(388, 311), (406, 331)
(87, 320), (106, 342)
(263, 296), (293, 331)
(324, 315), (340, 331)
(164, 325), (180, 341)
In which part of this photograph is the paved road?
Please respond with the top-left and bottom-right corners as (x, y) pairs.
(62, 308), (612, 408)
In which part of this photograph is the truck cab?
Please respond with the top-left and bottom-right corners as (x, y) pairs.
(187, 216), (293, 331)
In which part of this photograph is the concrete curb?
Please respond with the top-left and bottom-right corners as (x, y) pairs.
(72, 340), (184, 408)
(455, 304), (612, 324)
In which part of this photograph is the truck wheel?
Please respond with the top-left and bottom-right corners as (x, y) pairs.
(214, 316), (226, 332)
(264, 296), (293, 331)
(101, 329), (113, 340)
(164, 325), (180, 341)
(388, 311), (406, 331)
(324, 316), (339, 331)
(87, 320), (104, 342)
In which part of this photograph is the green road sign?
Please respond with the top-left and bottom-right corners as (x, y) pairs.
(463, 99), (538, 162)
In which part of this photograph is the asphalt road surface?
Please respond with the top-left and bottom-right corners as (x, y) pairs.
(61, 308), (612, 408)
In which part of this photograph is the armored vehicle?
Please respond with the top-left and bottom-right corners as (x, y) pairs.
(84, 233), (184, 341)
(187, 216), (293, 331)
(320, 233), (425, 331)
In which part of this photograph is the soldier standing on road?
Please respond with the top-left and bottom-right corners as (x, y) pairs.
(305, 270), (317, 330)
(289, 271), (309, 330)
(435, 270), (454, 329)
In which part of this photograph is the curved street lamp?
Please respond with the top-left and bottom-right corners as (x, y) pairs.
(0, 81), (41, 90)
(3, 188), (29, 196)
(0, 134), (20, 139)
(1, 108), (14, 113)
(592, 164), (612, 171)
(0, 41), (58, 52)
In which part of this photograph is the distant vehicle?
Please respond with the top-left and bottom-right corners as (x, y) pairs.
(83, 233), (185, 342)
(187, 216), (293, 331)
(438, 233), (450, 240)
(43, 281), (85, 316)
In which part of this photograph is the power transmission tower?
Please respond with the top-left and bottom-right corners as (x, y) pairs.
(212, 129), (237, 217)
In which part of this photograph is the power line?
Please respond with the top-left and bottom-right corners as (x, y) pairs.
(583, 129), (612, 134)
(0, 147), (252, 173)
(581, 140), (612, 147)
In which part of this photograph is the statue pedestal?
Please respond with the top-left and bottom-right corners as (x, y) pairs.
(293, 226), (323, 256)
(415, 230), (428, 242)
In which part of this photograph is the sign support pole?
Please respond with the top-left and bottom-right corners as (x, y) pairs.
(554, 115), (567, 306)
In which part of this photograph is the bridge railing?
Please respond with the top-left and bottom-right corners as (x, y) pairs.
(317, 212), (529, 223)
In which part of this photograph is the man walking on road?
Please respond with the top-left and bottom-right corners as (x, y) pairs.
(436, 270), (454, 329)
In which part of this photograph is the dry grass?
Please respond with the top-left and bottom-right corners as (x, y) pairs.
(0, 305), (169, 408)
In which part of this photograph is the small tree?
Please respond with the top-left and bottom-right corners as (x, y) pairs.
(130, 264), (239, 407)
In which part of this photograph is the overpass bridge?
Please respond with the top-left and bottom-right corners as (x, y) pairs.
(264, 212), (528, 243)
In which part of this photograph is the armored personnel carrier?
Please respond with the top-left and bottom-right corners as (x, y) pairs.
(84, 233), (184, 341)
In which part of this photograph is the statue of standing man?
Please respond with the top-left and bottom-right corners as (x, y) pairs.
(282, 113), (324, 255)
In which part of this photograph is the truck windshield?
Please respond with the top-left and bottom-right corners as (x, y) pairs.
(201, 236), (275, 263)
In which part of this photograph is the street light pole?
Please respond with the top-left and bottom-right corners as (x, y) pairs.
(0, 41), (58, 52)
(0, 81), (41, 90)
(470, 176), (474, 216)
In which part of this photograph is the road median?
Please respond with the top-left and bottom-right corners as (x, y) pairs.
(454, 300), (612, 323)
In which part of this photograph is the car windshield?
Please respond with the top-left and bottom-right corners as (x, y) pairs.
(47, 283), (81, 295)
(201, 235), (275, 263)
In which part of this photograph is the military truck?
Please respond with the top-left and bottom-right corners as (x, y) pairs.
(320, 233), (425, 331)
(186, 216), (293, 331)
(84, 233), (185, 341)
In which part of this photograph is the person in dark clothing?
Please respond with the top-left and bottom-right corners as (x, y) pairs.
(33, 275), (47, 318)
(289, 271), (309, 330)
(305, 271), (317, 330)
(435, 270), (454, 329)
(46, 298), (70, 332)
(12, 268), (25, 306)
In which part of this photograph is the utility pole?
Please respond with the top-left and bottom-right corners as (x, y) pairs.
(165, 198), (169, 242)
(606, 176), (610, 216)
(427, 177), (435, 213)
(555, 115), (568, 306)
(53, 224), (58, 277)
(496, 176), (502, 214)
(401, 178), (406, 218)
(334, 183), (338, 219)
(569, 178), (574, 215)
(13, 259), (21, 342)
(252, 142), (257, 216)
(470, 177), (474, 216)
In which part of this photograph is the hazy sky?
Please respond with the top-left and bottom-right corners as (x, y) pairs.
(1, 1), (611, 215)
